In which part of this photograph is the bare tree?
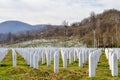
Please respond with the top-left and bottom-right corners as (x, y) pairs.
(63, 20), (69, 47)
(115, 18), (120, 47)
(90, 11), (96, 48)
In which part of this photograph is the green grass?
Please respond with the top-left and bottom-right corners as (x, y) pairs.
(0, 50), (120, 80)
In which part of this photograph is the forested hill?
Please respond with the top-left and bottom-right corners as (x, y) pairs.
(70, 9), (120, 47)
(42, 9), (120, 47)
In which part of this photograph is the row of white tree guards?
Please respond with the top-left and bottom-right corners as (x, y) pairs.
(0, 47), (119, 77)
(0, 48), (8, 62)
(89, 49), (102, 77)
(15, 47), (91, 70)
(105, 48), (120, 77)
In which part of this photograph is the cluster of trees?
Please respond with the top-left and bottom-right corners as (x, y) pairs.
(0, 29), (43, 45)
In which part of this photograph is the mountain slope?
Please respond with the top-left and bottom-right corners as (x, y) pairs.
(40, 9), (120, 47)
(71, 9), (120, 47)
(0, 21), (47, 33)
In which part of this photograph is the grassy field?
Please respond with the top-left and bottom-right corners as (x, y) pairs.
(0, 50), (120, 80)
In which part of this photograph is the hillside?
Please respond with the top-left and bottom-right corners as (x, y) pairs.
(42, 9), (120, 47)
(71, 9), (120, 47)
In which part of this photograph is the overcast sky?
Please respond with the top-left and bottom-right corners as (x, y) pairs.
(0, 0), (119, 25)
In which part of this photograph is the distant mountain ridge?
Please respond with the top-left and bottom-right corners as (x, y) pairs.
(0, 20), (49, 33)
